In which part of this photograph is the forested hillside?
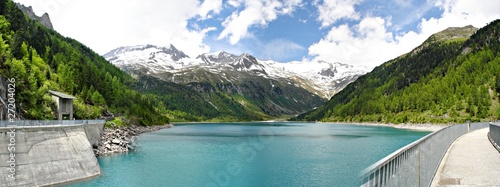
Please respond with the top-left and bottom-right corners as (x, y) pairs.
(294, 20), (500, 123)
(0, 0), (170, 125)
(106, 46), (327, 120)
(1, 0), (305, 124)
(132, 75), (267, 121)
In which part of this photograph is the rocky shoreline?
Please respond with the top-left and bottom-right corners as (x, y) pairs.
(322, 122), (447, 132)
(94, 124), (173, 156)
(355, 122), (447, 132)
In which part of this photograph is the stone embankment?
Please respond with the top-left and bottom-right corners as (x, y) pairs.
(94, 124), (173, 156)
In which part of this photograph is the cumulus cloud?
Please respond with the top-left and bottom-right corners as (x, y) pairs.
(261, 39), (305, 61)
(12, 0), (500, 66)
(421, 0), (500, 33)
(308, 0), (500, 67)
(308, 17), (408, 67)
(314, 0), (362, 28)
(13, 0), (223, 58)
(198, 0), (223, 20)
(218, 0), (302, 45)
(227, 0), (244, 8)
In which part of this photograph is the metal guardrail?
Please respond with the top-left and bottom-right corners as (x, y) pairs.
(489, 122), (500, 152)
(0, 120), (106, 128)
(360, 122), (489, 187)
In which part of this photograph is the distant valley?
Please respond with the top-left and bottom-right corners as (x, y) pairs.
(104, 44), (370, 99)
(104, 44), (369, 120)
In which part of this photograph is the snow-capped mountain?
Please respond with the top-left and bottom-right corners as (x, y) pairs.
(270, 60), (370, 98)
(104, 44), (370, 99)
(104, 44), (196, 73)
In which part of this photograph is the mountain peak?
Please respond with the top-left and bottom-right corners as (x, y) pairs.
(407, 25), (478, 57)
(15, 3), (54, 30)
(233, 53), (260, 69)
(197, 51), (239, 64)
(204, 51), (235, 58)
(240, 53), (252, 57)
(104, 44), (189, 62)
(239, 53), (257, 61)
(106, 44), (369, 98)
(162, 44), (189, 61)
(427, 25), (478, 43)
(295, 20), (500, 122)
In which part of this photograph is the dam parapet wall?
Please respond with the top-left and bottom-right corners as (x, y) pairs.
(0, 121), (104, 186)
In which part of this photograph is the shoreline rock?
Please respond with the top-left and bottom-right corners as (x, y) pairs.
(94, 124), (173, 156)
(317, 122), (447, 132)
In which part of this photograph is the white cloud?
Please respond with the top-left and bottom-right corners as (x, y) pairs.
(308, 17), (410, 67)
(12, 0), (223, 58)
(413, 0), (500, 50)
(12, 0), (500, 66)
(422, 0), (500, 32)
(218, 0), (302, 45)
(392, 0), (411, 8)
(227, 0), (244, 8)
(261, 39), (305, 61)
(308, 0), (500, 67)
(283, 0), (303, 14)
(314, 0), (362, 28)
(198, 0), (223, 20)
(392, 0), (436, 29)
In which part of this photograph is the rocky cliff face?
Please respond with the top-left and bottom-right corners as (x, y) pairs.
(15, 3), (54, 30)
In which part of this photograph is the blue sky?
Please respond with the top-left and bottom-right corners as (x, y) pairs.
(194, 0), (444, 62)
(13, 0), (500, 67)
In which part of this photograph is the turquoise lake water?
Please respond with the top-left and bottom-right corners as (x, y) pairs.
(67, 122), (429, 187)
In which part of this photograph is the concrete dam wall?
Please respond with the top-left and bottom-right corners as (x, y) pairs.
(0, 122), (104, 186)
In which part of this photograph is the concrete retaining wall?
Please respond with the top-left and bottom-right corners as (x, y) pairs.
(0, 123), (104, 186)
(83, 122), (105, 147)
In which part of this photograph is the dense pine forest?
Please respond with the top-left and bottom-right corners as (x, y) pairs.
(0, 0), (299, 124)
(0, 0), (172, 125)
(294, 20), (500, 123)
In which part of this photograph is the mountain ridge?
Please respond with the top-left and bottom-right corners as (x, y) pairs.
(15, 3), (53, 30)
(293, 22), (500, 123)
(105, 45), (328, 117)
(104, 44), (370, 99)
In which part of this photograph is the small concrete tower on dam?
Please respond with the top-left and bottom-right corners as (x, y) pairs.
(49, 90), (75, 120)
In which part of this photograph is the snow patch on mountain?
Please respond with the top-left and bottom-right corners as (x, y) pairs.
(104, 44), (370, 98)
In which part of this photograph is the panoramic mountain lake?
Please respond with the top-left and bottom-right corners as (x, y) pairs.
(67, 122), (429, 187)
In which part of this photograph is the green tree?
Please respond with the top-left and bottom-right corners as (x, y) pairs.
(91, 90), (106, 106)
(6, 58), (26, 79)
(57, 63), (76, 93)
(0, 34), (8, 65)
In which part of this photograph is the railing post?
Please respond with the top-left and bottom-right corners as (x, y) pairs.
(418, 146), (421, 187)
